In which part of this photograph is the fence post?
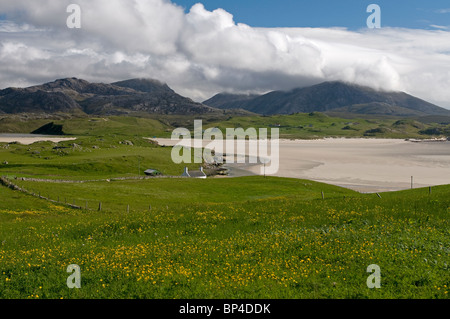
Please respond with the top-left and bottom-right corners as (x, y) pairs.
(98, 202), (102, 211)
(321, 191), (324, 200)
(127, 205), (130, 213)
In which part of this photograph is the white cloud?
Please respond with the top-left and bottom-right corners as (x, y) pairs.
(436, 8), (450, 14)
(0, 0), (449, 108)
(430, 25), (449, 30)
(0, 20), (45, 32)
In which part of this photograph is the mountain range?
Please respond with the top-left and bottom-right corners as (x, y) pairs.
(0, 78), (215, 116)
(1, 78), (449, 118)
(203, 81), (450, 117)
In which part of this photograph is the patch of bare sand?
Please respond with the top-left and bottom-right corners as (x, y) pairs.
(153, 137), (450, 192)
(0, 134), (76, 145)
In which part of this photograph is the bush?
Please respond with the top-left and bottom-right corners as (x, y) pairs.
(419, 128), (443, 135)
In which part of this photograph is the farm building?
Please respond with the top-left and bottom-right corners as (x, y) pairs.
(182, 167), (207, 179)
(144, 169), (161, 176)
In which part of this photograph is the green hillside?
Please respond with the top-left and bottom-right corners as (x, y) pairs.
(0, 176), (448, 299)
(1, 112), (450, 140)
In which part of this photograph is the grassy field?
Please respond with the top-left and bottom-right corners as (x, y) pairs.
(205, 113), (450, 139)
(0, 135), (203, 180)
(0, 114), (449, 299)
(1, 113), (449, 139)
(0, 176), (448, 299)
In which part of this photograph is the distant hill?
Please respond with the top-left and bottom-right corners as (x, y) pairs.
(203, 81), (450, 117)
(0, 88), (81, 114)
(112, 78), (175, 94)
(203, 93), (260, 110)
(31, 122), (64, 135)
(0, 77), (215, 116)
(3, 79), (449, 118)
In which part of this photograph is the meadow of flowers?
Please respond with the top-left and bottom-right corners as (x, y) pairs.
(0, 178), (448, 299)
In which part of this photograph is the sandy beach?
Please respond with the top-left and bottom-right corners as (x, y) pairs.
(0, 134), (77, 145)
(155, 137), (450, 193)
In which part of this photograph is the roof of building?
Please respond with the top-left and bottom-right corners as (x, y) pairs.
(182, 167), (206, 178)
(144, 169), (160, 175)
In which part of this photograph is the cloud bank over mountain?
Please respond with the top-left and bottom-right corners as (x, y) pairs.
(0, 0), (449, 108)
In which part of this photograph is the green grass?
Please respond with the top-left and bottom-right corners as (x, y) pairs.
(0, 116), (171, 137)
(12, 176), (355, 211)
(205, 113), (450, 139)
(0, 177), (448, 299)
(0, 135), (201, 180)
(1, 113), (449, 140)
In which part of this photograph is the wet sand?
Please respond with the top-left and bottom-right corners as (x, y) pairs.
(0, 134), (76, 145)
(154, 137), (450, 193)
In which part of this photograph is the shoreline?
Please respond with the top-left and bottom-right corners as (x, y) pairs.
(153, 137), (450, 193)
(0, 134), (77, 145)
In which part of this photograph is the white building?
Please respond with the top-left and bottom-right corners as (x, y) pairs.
(182, 167), (207, 179)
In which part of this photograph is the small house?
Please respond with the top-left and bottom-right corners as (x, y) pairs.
(182, 167), (207, 179)
(144, 169), (161, 176)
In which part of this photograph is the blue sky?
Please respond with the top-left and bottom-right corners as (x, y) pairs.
(172, 0), (450, 29)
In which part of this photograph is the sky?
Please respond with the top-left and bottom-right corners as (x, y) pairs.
(172, 0), (450, 30)
(0, 0), (450, 109)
